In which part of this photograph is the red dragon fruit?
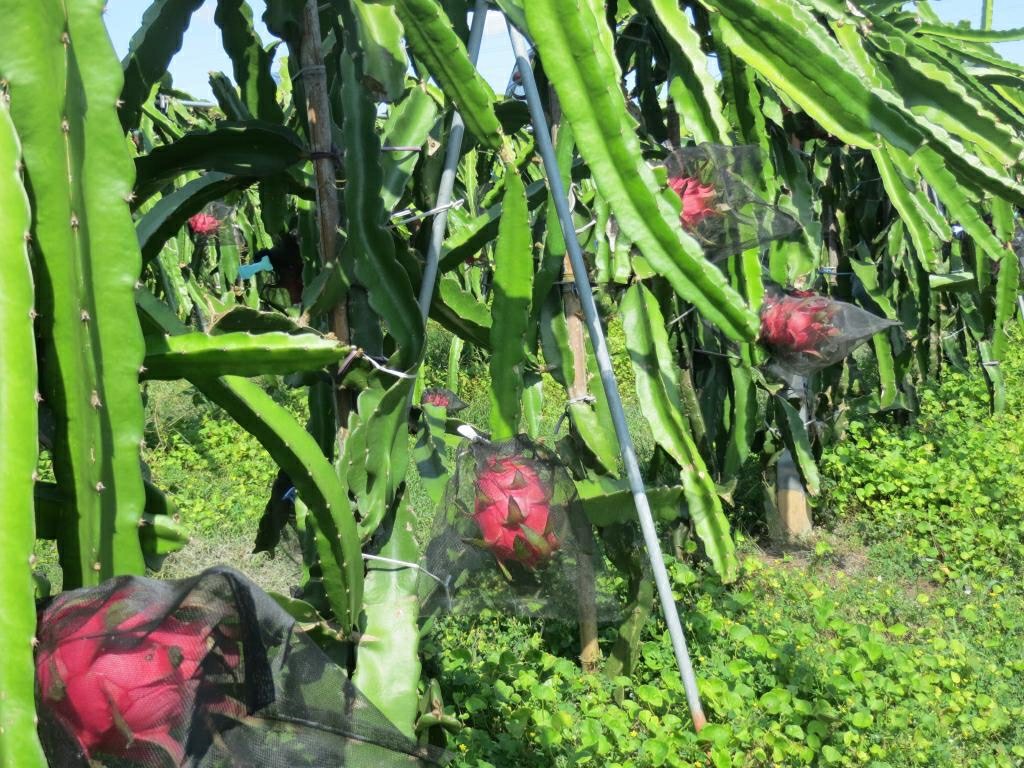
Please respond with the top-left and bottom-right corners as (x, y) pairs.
(188, 212), (221, 237)
(36, 595), (212, 760)
(759, 292), (840, 356)
(472, 456), (559, 568)
(668, 175), (719, 230)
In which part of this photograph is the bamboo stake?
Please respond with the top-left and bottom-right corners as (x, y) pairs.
(507, 20), (708, 731)
(299, 0), (351, 438)
(563, 260), (602, 673)
(546, 90), (602, 673)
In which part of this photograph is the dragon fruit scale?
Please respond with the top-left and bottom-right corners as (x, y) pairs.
(472, 457), (560, 569)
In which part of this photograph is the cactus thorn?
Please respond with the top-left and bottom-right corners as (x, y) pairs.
(70, 213), (80, 230)
(31, 471), (39, 482)
(34, 392), (43, 403)
(115, 98), (125, 109)
(22, 230), (30, 242)
(61, 118), (70, 134)
(90, 391), (102, 409)
(124, 191), (136, 204)
(92, 561), (102, 571)
(61, 32), (70, 45)
(139, 365), (147, 374)
(80, 308), (90, 322)
(28, 554), (36, 566)
(28, 308), (38, 320)
(95, 481), (105, 492)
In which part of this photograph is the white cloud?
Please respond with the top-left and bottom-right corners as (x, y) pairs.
(481, 10), (508, 38)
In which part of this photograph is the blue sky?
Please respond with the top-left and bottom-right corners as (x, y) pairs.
(104, 0), (1024, 100)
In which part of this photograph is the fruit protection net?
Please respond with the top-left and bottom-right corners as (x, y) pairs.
(35, 566), (449, 768)
(758, 285), (900, 375)
(664, 144), (800, 261)
(420, 435), (613, 621)
(187, 201), (236, 242)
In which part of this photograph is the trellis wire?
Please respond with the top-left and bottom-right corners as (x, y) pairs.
(506, 20), (708, 731)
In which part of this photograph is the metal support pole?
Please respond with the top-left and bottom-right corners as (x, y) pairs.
(416, 0), (490, 320)
(507, 21), (707, 731)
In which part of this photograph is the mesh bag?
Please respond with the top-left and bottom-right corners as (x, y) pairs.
(420, 436), (615, 621)
(187, 201), (236, 242)
(664, 144), (800, 261)
(35, 567), (450, 768)
(419, 388), (467, 413)
(758, 286), (900, 376)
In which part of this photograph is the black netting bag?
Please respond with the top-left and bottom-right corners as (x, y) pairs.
(759, 285), (900, 376)
(35, 567), (449, 768)
(664, 144), (800, 261)
(420, 436), (616, 621)
(419, 388), (467, 413)
(187, 201), (236, 243)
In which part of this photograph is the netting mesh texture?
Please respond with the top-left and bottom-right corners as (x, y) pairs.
(420, 436), (617, 621)
(664, 144), (800, 261)
(36, 567), (449, 767)
(759, 285), (900, 375)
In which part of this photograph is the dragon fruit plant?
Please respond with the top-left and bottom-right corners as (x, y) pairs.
(473, 456), (560, 569)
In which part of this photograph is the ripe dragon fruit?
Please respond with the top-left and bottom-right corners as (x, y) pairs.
(420, 387), (467, 412)
(759, 292), (841, 356)
(668, 175), (719, 230)
(472, 456), (560, 569)
(188, 212), (221, 237)
(36, 594), (213, 760)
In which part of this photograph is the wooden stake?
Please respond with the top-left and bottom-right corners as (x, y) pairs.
(562, 257), (602, 673)
(771, 380), (812, 541)
(299, 0), (351, 439)
(772, 449), (812, 541)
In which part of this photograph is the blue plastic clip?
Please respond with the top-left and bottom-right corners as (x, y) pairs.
(238, 255), (273, 280)
(282, 486), (298, 503)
